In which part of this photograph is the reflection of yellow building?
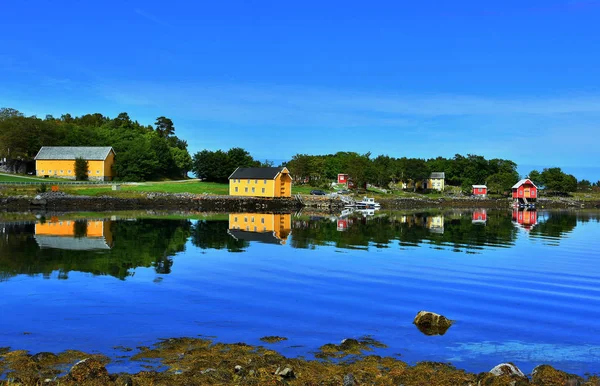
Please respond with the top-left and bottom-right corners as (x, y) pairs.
(426, 215), (445, 234)
(228, 213), (291, 245)
(35, 219), (113, 250)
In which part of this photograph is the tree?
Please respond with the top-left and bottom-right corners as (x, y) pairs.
(155, 116), (175, 138)
(0, 108), (24, 120)
(74, 157), (89, 181)
(404, 158), (429, 192)
(191, 150), (231, 182)
(528, 170), (543, 187)
(170, 147), (193, 178)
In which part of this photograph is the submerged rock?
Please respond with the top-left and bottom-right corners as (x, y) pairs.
(259, 336), (288, 343)
(413, 310), (454, 336)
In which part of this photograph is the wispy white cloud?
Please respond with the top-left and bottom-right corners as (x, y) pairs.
(133, 8), (174, 29)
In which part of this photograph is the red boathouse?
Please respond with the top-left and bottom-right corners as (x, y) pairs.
(512, 179), (538, 207)
(472, 185), (487, 197)
(338, 174), (348, 184)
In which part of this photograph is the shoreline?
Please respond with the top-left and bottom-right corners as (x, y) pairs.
(1, 192), (600, 213)
(1, 336), (596, 385)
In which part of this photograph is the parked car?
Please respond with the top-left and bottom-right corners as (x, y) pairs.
(310, 189), (327, 195)
(337, 189), (351, 194)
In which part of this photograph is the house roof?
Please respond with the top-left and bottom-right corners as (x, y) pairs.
(229, 167), (288, 180)
(430, 172), (445, 179)
(34, 146), (115, 161)
(512, 179), (537, 189)
(227, 229), (286, 245)
(34, 235), (111, 250)
(472, 185), (487, 188)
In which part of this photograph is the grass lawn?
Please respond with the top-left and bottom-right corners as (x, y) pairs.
(0, 174), (65, 183)
(63, 181), (230, 196)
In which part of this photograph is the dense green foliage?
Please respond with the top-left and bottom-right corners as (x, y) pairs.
(0, 108), (192, 181)
(528, 167), (578, 193)
(191, 147), (267, 183)
(285, 152), (520, 193)
(74, 157), (88, 181)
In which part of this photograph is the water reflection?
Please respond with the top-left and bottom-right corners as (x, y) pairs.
(0, 210), (598, 281)
(35, 218), (113, 250)
(0, 218), (191, 281)
(228, 213), (291, 245)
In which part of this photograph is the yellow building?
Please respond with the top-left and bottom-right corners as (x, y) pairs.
(34, 146), (116, 181)
(229, 167), (292, 198)
(228, 213), (291, 244)
(35, 219), (113, 250)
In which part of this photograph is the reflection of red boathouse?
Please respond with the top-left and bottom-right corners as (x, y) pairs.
(337, 219), (348, 231)
(512, 209), (537, 231)
(472, 209), (487, 224)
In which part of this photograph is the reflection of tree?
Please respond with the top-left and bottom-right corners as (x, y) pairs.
(73, 220), (88, 238)
(190, 220), (248, 252)
(291, 211), (520, 251)
(0, 219), (191, 281)
(530, 212), (578, 239)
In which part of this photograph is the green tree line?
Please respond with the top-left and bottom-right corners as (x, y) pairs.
(0, 107), (192, 181)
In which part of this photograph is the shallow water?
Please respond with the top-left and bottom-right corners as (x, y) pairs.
(1, 210), (599, 375)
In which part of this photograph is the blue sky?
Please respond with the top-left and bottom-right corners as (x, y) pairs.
(1, 1), (599, 180)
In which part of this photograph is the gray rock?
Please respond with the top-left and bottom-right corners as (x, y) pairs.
(489, 363), (525, 377)
(201, 368), (216, 374)
(276, 366), (295, 378)
(343, 373), (356, 386)
(235, 365), (243, 373)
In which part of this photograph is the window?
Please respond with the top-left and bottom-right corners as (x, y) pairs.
(261, 218), (265, 224)
(262, 188), (265, 193)
(263, 227), (267, 231)
(264, 179), (267, 184)
(246, 226), (249, 231)
(60, 170), (63, 174)
(234, 217), (238, 222)
(251, 187), (255, 192)
(41, 170), (45, 173)
(97, 170), (100, 174)
(254, 226), (257, 231)
(255, 179), (258, 184)
(251, 217), (254, 222)
(68, 170), (71, 174)
(245, 187), (248, 192)
(244, 217), (247, 222)
(247, 180), (249, 184)
(235, 187), (238, 192)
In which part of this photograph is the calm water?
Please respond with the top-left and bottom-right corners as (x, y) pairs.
(1, 209), (599, 375)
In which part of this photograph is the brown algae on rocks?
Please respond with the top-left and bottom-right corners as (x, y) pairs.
(259, 336), (288, 343)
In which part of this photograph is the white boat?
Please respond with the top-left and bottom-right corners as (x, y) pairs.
(353, 196), (381, 209)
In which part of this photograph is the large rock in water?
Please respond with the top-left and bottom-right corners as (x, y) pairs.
(413, 311), (454, 336)
(489, 363), (525, 377)
(531, 364), (583, 385)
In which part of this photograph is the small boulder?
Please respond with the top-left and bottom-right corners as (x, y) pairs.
(69, 358), (109, 383)
(343, 373), (356, 386)
(413, 311), (454, 336)
(31, 352), (58, 363)
(531, 364), (583, 385)
(235, 365), (243, 373)
(489, 363), (525, 378)
(276, 366), (295, 379)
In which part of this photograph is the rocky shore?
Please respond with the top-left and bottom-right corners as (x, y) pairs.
(1, 336), (597, 386)
(1, 192), (599, 213)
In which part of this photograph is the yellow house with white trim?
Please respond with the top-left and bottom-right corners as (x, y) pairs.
(229, 167), (292, 198)
(34, 146), (116, 181)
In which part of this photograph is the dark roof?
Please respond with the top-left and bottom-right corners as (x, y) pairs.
(35, 147), (114, 160)
(229, 167), (288, 180)
(430, 172), (445, 179)
(227, 229), (285, 245)
(34, 235), (111, 250)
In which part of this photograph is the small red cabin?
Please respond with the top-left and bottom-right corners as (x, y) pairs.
(512, 179), (538, 199)
(472, 185), (487, 197)
(338, 173), (348, 184)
